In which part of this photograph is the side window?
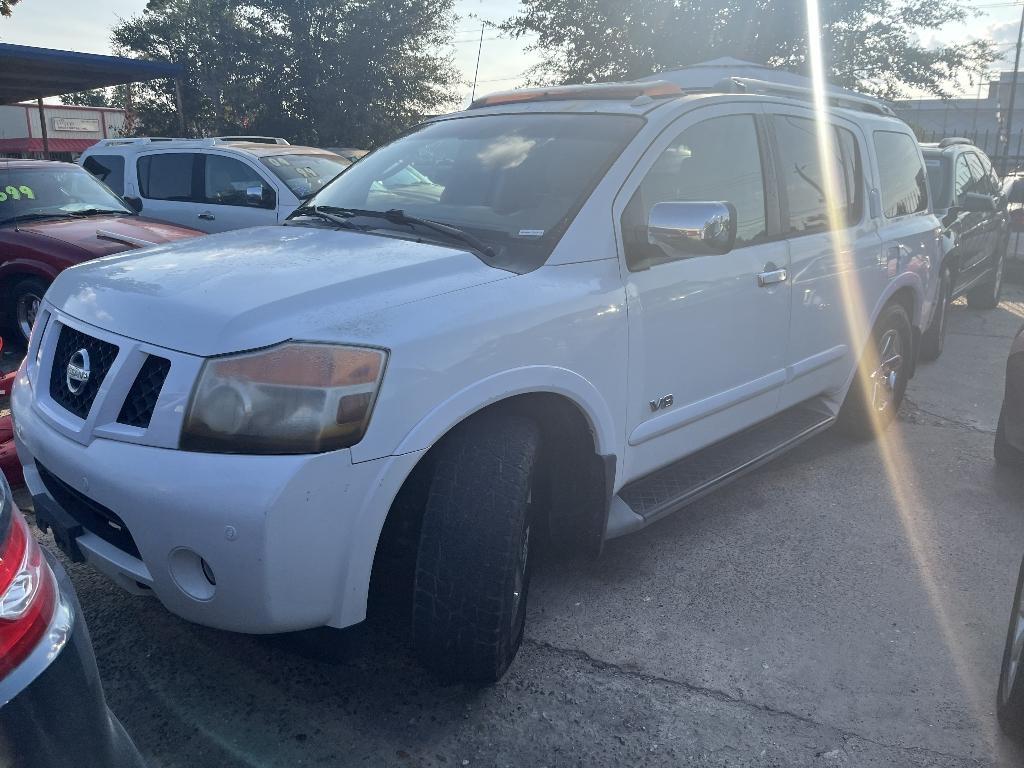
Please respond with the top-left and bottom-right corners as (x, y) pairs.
(873, 131), (928, 217)
(623, 114), (767, 269)
(138, 153), (198, 201)
(772, 115), (862, 234)
(204, 155), (273, 208)
(953, 155), (972, 204)
(978, 153), (1001, 195)
(81, 155), (125, 195)
(965, 153), (989, 196)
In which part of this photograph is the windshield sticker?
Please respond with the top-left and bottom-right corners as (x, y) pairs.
(0, 186), (35, 203)
(517, 229), (544, 237)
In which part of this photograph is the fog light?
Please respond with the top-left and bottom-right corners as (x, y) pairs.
(168, 548), (216, 601)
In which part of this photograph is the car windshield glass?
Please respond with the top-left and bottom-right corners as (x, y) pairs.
(924, 157), (950, 209)
(260, 153), (350, 199)
(303, 113), (644, 272)
(0, 163), (130, 225)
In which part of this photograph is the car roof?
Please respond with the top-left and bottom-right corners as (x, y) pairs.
(0, 158), (79, 170)
(84, 138), (342, 158)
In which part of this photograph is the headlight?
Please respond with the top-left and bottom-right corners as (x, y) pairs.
(180, 343), (387, 454)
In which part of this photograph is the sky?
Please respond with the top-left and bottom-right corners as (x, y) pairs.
(0, 0), (1021, 104)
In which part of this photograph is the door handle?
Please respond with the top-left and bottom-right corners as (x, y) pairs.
(198, 212), (215, 221)
(757, 266), (788, 287)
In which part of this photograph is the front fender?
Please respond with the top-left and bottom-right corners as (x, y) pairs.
(393, 365), (619, 463)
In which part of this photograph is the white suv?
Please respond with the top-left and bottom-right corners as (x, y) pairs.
(15, 78), (941, 683)
(78, 138), (349, 233)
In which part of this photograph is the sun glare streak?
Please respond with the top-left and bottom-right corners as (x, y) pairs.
(803, 0), (1004, 760)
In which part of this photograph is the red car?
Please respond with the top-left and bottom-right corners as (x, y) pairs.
(0, 159), (201, 343)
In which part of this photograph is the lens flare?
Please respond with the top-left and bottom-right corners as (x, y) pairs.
(804, 0), (1006, 760)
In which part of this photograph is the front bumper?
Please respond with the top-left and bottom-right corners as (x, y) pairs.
(13, 378), (422, 634)
(0, 549), (146, 768)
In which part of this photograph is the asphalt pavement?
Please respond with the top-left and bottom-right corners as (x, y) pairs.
(22, 283), (1024, 767)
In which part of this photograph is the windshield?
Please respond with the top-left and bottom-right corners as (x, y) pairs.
(924, 156), (951, 210)
(0, 163), (131, 225)
(303, 113), (643, 272)
(260, 153), (350, 199)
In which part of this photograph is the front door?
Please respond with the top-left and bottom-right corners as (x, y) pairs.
(617, 106), (792, 483)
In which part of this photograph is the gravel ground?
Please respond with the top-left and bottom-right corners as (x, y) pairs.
(19, 284), (1024, 767)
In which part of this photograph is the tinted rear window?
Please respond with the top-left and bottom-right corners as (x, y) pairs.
(874, 132), (928, 217)
(82, 154), (125, 195)
(138, 153), (198, 201)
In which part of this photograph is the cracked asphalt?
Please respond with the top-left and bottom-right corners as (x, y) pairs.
(20, 282), (1024, 767)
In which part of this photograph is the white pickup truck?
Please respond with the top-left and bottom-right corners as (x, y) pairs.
(13, 78), (940, 683)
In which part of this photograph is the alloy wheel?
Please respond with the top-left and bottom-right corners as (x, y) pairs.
(16, 292), (41, 342)
(870, 329), (903, 414)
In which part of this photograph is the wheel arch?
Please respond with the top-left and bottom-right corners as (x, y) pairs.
(362, 387), (616, 625)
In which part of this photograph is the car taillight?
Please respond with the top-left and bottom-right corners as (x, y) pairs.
(0, 504), (57, 678)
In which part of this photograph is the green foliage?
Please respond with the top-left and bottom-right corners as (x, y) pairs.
(502, 0), (996, 99)
(97, 0), (458, 146)
(0, 0), (21, 18)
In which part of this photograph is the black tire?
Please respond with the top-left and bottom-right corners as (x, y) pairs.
(997, 556), (1024, 741)
(7, 277), (48, 346)
(967, 246), (1005, 310)
(412, 411), (540, 684)
(837, 302), (913, 439)
(995, 407), (1024, 467)
(920, 264), (951, 362)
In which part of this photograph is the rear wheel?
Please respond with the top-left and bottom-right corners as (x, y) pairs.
(412, 411), (540, 684)
(8, 277), (48, 346)
(838, 302), (912, 439)
(920, 264), (951, 362)
(995, 407), (1024, 467)
(967, 247), (1005, 310)
(998, 556), (1024, 741)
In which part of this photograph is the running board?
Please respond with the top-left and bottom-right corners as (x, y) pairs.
(607, 400), (836, 539)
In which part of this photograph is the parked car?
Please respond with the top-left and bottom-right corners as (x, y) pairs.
(1002, 171), (1024, 263)
(14, 78), (940, 683)
(919, 138), (1009, 360)
(0, 159), (201, 344)
(995, 323), (1024, 466)
(998, 554), (1024, 740)
(0, 471), (145, 767)
(79, 138), (349, 234)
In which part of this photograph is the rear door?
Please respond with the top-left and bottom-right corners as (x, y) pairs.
(762, 107), (884, 410)
(135, 152), (206, 229)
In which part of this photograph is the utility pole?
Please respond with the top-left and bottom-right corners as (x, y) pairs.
(470, 23), (485, 103)
(1002, 1), (1024, 174)
(35, 99), (50, 161)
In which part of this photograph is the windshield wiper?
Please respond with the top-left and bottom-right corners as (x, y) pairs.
(286, 206), (363, 230)
(317, 206), (495, 259)
(1, 212), (74, 227)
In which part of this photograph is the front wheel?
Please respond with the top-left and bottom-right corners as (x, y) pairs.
(967, 247), (1005, 310)
(998, 556), (1024, 741)
(412, 411), (540, 684)
(9, 277), (49, 346)
(837, 302), (913, 439)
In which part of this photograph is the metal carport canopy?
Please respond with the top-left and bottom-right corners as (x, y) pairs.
(0, 43), (181, 105)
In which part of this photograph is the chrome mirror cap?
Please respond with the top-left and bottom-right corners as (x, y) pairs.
(648, 201), (737, 257)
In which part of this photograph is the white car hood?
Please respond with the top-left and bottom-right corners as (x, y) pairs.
(46, 225), (509, 356)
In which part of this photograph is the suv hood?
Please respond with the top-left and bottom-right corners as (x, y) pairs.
(46, 225), (509, 356)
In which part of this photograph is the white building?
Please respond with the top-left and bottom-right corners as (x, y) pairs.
(0, 103), (127, 162)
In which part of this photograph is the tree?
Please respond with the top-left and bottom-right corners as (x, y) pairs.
(0, 0), (22, 17)
(103, 0), (458, 145)
(502, 0), (995, 99)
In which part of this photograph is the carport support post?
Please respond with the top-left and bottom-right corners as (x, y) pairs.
(35, 99), (50, 160)
(173, 76), (187, 138)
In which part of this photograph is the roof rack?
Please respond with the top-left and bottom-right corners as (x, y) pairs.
(714, 76), (895, 117)
(938, 137), (973, 148)
(216, 136), (290, 145)
(469, 80), (683, 109)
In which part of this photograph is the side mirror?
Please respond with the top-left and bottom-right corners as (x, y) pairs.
(961, 192), (996, 213)
(648, 201), (737, 257)
(247, 185), (275, 209)
(123, 196), (143, 214)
